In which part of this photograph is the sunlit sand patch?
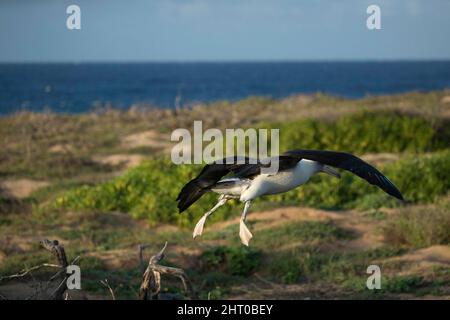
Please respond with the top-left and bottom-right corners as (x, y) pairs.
(48, 143), (74, 154)
(383, 245), (450, 268)
(0, 179), (49, 199)
(92, 154), (144, 169)
(121, 130), (171, 150)
(440, 96), (450, 104)
(361, 153), (400, 166)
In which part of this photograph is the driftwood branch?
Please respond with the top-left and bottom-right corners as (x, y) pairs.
(100, 279), (116, 300)
(0, 263), (60, 282)
(40, 239), (70, 300)
(138, 242), (198, 300)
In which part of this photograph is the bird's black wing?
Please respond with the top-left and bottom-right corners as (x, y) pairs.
(283, 149), (404, 200)
(232, 155), (299, 178)
(177, 156), (300, 212)
(177, 157), (259, 213)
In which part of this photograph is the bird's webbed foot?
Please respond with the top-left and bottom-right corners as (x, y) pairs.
(239, 220), (253, 246)
(193, 215), (208, 239)
(239, 201), (253, 246)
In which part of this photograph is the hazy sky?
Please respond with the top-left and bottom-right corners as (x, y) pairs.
(1, 0), (449, 62)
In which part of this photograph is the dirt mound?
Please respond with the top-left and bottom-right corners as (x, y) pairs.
(87, 249), (138, 270)
(230, 279), (349, 299)
(210, 206), (383, 251)
(0, 235), (36, 255)
(0, 179), (49, 199)
(211, 207), (342, 231)
(121, 130), (171, 150)
(361, 153), (400, 165)
(441, 96), (450, 104)
(92, 154), (144, 169)
(48, 144), (74, 154)
(384, 245), (450, 268)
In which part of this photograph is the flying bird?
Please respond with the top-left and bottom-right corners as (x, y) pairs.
(176, 149), (404, 246)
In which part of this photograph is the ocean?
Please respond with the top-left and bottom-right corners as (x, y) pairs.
(0, 61), (449, 115)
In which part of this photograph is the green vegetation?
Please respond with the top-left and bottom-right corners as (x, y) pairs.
(382, 276), (424, 293)
(382, 200), (450, 248)
(264, 246), (404, 286)
(49, 158), (228, 226)
(252, 220), (354, 249)
(268, 111), (450, 154)
(50, 151), (450, 225)
(200, 246), (262, 276)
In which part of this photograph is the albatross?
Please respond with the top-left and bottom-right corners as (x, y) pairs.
(176, 149), (404, 246)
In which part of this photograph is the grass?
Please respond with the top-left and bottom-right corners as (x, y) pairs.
(0, 251), (54, 277)
(49, 151), (450, 226)
(262, 245), (405, 286)
(251, 220), (354, 249)
(382, 200), (450, 248)
(48, 158), (221, 227)
(200, 246), (262, 276)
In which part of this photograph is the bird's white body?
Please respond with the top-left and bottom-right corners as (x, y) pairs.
(196, 160), (323, 245)
(239, 159), (321, 202)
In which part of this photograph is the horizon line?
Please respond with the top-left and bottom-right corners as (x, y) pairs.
(1, 58), (450, 64)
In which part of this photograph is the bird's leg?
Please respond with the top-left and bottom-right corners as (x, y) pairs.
(193, 195), (227, 239)
(239, 201), (253, 246)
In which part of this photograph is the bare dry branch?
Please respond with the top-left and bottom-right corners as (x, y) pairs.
(138, 242), (197, 300)
(39, 239), (70, 300)
(138, 243), (152, 273)
(100, 279), (116, 300)
(0, 263), (60, 282)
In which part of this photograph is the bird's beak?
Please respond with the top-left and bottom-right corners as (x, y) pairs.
(321, 165), (341, 179)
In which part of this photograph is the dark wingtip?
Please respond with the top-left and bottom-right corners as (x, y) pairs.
(394, 193), (404, 201)
(176, 179), (208, 213)
(386, 185), (403, 201)
(388, 187), (404, 201)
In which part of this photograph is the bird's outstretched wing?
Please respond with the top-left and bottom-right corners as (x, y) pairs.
(283, 149), (404, 200)
(177, 157), (258, 213)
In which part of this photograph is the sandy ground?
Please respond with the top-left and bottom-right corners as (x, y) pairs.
(0, 179), (49, 199)
(92, 154), (145, 169)
(121, 130), (171, 150)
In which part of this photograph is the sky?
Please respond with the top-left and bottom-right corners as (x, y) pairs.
(0, 0), (449, 62)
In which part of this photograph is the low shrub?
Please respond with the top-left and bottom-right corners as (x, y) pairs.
(200, 246), (262, 276)
(266, 111), (450, 154)
(382, 202), (450, 248)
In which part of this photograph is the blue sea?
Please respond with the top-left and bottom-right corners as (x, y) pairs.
(0, 61), (449, 115)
